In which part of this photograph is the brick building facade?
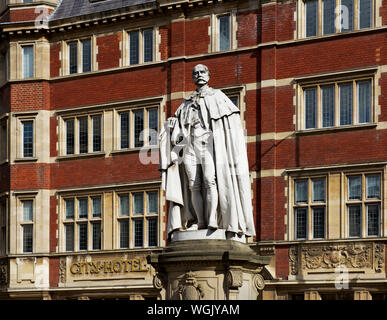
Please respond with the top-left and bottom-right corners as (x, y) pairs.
(0, 0), (386, 300)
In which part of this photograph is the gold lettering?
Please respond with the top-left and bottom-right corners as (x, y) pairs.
(104, 261), (113, 273)
(80, 262), (89, 274)
(140, 259), (149, 271)
(70, 262), (80, 274)
(113, 261), (122, 273)
(89, 262), (99, 274)
(132, 259), (140, 271)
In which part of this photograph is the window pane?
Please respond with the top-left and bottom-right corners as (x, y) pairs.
(295, 180), (308, 203)
(66, 119), (75, 155)
(65, 199), (74, 219)
(230, 96), (239, 108)
(68, 42), (78, 74)
(119, 220), (129, 248)
(133, 193), (144, 215)
(339, 83), (353, 125)
(129, 31), (139, 65)
(295, 208), (307, 239)
(323, 0), (336, 34)
(148, 108), (158, 146)
(143, 29), (153, 63)
(92, 115), (102, 152)
(79, 117), (88, 154)
(341, 0), (354, 31)
(305, 0), (318, 37)
(219, 15), (231, 51)
(313, 207), (325, 238)
(359, 0), (372, 29)
(23, 225), (33, 253)
(119, 195), (129, 216)
(23, 121), (33, 157)
(22, 46), (34, 79)
(92, 197), (101, 217)
(78, 198), (88, 218)
(348, 205), (361, 237)
(366, 174), (380, 199)
(134, 219), (143, 247)
(92, 222), (101, 250)
(147, 191), (158, 213)
(348, 175), (361, 200)
(312, 179), (325, 202)
(23, 200), (33, 221)
(65, 224), (74, 251)
(357, 80), (371, 123)
(120, 112), (130, 149)
(321, 85), (335, 127)
(82, 39), (92, 72)
(134, 109), (144, 148)
(304, 87), (317, 129)
(78, 223), (88, 250)
(367, 204), (379, 236)
(148, 217), (158, 247)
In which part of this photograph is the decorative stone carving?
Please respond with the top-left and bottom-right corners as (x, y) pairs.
(253, 274), (265, 291)
(301, 243), (372, 270)
(374, 244), (385, 273)
(59, 259), (66, 283)
(177, 271), (204, 300)
(226, 269), (243, 288)
(289, 245), (298, 275)
(153, 272), (167, 290)
(258, 245), (275, 256)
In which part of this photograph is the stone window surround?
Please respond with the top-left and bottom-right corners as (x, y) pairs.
(296, 0), (383, 39)
(209, 10), (238, 53)
(13, 112), (37, 162)
(295, 67), (379, 133)
(286, 162), (387, 241)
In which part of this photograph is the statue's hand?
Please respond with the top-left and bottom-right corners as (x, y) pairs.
(167, 117), (177, 128)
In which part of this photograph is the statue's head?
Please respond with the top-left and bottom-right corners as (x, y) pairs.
(192, 64), (210, 88)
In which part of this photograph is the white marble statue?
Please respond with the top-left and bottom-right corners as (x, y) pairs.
(159, 64), (256, 239)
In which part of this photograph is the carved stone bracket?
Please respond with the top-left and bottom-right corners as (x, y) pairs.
(226, 269), (243, 289)
(289, 246), (298, 275)
(253, 274), (265, 291)
(177, 271), (204, 300)
(59, 259), (66, 283)
(374, 244), (385, 273)
(153, 272), (167, 290)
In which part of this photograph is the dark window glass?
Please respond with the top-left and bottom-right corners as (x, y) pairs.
(323, 0), (336, 34)
(367, 204), (379, 236)
(148, 217), (158, 247)
(366, 174), (380, 199)
(359, 0), (372, 29)
(78, 198), (88, 219)
(148, 109), (158, 146)
(295, 208), (307, 239)
(66, 119), (75, 155)
(147, 192), (158, 213)
(129, 31), (139, 65)
(341, 0), (354, 31)
(348, 205), (361, 237)
(68, 42), (78, 74)
(219, 15), (231, 51)
(92, 197), (101, 218)
(92, 115), (102, 152)
(119, 220), (129, 248)
(65, 224), (74, 251)
(82, 39), (91, 72)
(119, 194), (129, 216)
(133, 193), (144, 215)
(348, 175), (362, 200)
(321, 85), (335, 127)
(305, 87), (317, 129)
(357, 80), (371, 123)
(339, 83), (353, 125)
(295, 180), (308, 203)
(134, 219), (143, 247)
(120, 112), (130, 149)
(23, 225), (33, 253)
(22, 45), (34, 79)
(92, 222), (101, 250)
(313, 207), (325, 238)
(23, 121), (33, 157)
(306, 0), (318, 37)
(143, 29), (153, 63)
(134, 110), (144, 148)
(78, 223), (88, 250)
(65, 199), (74, 219)
(312, 179), (325, 202)
(79, 117), (88, 154)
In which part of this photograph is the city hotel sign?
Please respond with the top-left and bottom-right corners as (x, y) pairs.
(69, 257), (150, 276)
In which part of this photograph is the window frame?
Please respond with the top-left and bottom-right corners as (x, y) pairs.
(16, 115), (36, 160)
(299, 0), (375, 38)
(21, 44), (34, 79)
(62, 194), (103, 252)
(293, 176), (328, 240)
(64, 37), (94, 75)
(116, 189), (159, 249)
(19, 197), (35, 253)
(211, 11), (237, 52)
(61, 112), (104, 156)
(298, 75), (375, 131)
(123, 27), (156, 67)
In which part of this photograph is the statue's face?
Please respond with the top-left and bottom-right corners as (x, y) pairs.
(192, 65), (210, 87)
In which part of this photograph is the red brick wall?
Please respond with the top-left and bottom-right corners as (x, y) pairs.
(10, 163), (50, 190)
(50, 196), (58, 253)
(49, 257), (59, 287)
(275, 246), (289, 279)
(185, 17), (210, 56)
(9, 8), (53, 22)
(159, 24), (170, 60)
(96, 33), (121, 70)
(10, 82), (50, 111)
(237, 10), (259, 47)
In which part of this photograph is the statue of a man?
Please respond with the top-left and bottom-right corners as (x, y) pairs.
(159, 64), (256, 239)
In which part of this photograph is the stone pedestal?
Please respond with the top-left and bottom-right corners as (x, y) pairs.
(148, 230), (270, 300)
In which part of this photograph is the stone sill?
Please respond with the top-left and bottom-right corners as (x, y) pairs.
(257, 237), (387, 247)
(110, 146), (159, 156)
(56, 152), (105, 161)
(296, 123), (377, 135)
(14, 157), (38, 163)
